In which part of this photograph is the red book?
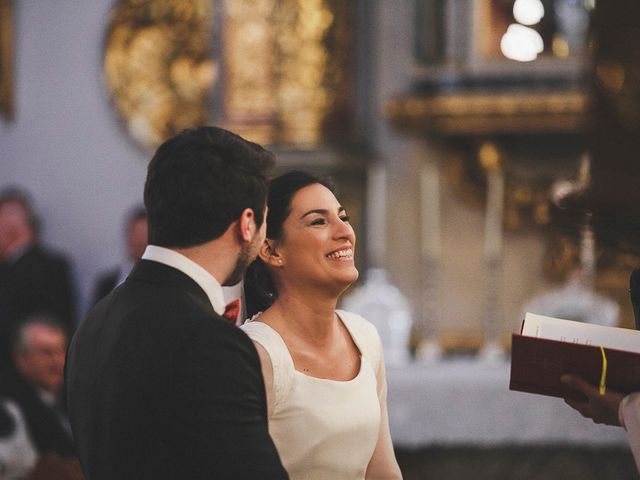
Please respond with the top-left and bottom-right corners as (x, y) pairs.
(509, 313), (640, 400)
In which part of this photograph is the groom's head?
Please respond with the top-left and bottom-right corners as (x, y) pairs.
(144, 126), (274, 251)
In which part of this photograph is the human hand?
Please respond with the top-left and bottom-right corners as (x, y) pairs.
(561, 374), (624, 426)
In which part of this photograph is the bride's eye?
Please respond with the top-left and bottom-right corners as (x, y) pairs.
(311, 218), (327, 226)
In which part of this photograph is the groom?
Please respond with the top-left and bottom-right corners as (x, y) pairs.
(65, 127), (288, 479)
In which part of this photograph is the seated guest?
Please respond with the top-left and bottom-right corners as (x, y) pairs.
(0, 187), (76, 372)
(91, 206), (148, 305)
(0, 314), (82, 479)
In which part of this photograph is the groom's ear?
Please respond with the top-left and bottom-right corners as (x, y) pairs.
(237, 208), (256, 243)
(259, 239), (282, 266)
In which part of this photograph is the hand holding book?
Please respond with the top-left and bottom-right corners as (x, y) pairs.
(509, 313), (640, 400)
(561, 373), (624, 426)
(510, 270), (640, 475)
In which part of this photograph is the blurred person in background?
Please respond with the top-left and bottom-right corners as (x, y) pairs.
(91, 206), (148, 306)
(0, 315), (82, 479)
(0, 187), (76, 373)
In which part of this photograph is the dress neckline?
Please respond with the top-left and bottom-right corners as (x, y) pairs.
(248, 311), (365, 384)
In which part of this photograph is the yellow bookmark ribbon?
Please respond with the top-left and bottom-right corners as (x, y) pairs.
(599, 346), (608, 396)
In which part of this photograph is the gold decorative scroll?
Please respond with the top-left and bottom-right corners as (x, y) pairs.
(104, 0), (216, 150)
(387, 90), (591, 136)
(275, 0), (333, 145)
(223, 0), (279, 145)
(0, 0), (14, 121)
(223, 0), (353, 146)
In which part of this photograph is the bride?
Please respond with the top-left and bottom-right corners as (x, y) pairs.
(242, 171), (402, 480)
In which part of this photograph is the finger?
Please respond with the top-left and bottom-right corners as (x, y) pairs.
(561, 374), (600, 398)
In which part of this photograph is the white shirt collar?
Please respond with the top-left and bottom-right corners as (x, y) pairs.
(38, 389), (56, 407)
(141, 245), (226, 315)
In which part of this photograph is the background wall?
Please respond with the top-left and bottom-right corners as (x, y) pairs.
(1, 2), (149, 316)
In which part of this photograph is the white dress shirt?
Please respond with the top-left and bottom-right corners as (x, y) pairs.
(141, 245), (226, 316)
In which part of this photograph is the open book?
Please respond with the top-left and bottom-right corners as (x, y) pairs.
(509, 312), (640, 400)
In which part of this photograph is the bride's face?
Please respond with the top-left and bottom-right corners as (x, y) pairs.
(273, 183), (358, 293)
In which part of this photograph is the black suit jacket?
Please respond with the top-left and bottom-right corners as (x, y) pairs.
(0, 244), (76, 372)
(90, 268), (119, 307)
(65, 260), (287, 480)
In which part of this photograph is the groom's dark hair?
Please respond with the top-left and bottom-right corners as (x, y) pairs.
(144, 126), (275, 248)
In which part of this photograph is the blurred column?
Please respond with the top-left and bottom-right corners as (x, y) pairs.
(414, 139), (443, 361)
(478, 141), (506, 361)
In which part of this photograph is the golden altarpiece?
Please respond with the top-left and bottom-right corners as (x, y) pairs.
(102, 0), (356, 148)
(101, 0), (368, 268)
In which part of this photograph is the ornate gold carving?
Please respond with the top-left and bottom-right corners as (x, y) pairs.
(103, 0), (353, 148)
(387, 91), (590, 136)
(223, 0), (278, 145)
(104, 0), (215, 150)
(275, 0), (333, 144)
(222, 0), (353, 145)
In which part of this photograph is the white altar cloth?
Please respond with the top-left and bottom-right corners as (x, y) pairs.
(386, 358), (629, 448)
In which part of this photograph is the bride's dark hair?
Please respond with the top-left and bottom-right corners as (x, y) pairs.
(244, 170), (334, 318)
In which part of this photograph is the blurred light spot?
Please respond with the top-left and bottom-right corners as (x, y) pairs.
(552, 35), (570, 58)
(513, 0), (545, 26)
(500, 24), (544, 62)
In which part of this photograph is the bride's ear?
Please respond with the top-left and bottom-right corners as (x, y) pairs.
(259, 239), (283, 267)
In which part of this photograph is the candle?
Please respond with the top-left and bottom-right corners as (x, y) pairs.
(366, 163), (387, 267)
(484, 168), (504, 258)
(420, 160), (441, 259)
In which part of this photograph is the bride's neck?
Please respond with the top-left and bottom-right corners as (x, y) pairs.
(270, 292), (338, 341)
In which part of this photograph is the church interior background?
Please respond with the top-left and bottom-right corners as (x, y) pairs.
(2, 0), (640, 478)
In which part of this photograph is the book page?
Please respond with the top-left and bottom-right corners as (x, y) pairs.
(522, 312), (640, 354)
